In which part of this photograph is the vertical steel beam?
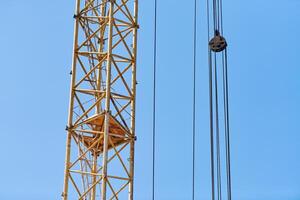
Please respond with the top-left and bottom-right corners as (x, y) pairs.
(128, 0), (138, 199)
(91, 154), (98, 200)
(96, 2), (106, 115)
(62, 0), (81, 199)
(101, 1), (114, 200)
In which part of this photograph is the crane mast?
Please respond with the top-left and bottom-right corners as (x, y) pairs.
(62, 0), (138, 199)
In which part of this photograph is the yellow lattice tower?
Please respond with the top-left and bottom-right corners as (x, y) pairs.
(62, 0), (138, 199)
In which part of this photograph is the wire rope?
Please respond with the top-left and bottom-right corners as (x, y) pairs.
(192, 0), (198, 199)
(207, 0), (232, 199)
(152, 0), (158, 199)
(223, 49), (232, 200)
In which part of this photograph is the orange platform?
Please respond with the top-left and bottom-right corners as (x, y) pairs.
(75, 113), (130, 156)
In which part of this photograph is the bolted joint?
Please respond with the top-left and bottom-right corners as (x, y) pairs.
(65, 125), (73, 131)
(73, 14), (80, 19)
(133, 23), (140, 29)
(104, 110), (112, 114)
(98, 38), (105, 44)
(102, 174), (107, 180)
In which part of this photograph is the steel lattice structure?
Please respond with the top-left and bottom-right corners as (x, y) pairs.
(62, 0), (138, 199)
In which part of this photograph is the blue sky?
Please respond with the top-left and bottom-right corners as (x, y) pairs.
(0, 0), (300, 199)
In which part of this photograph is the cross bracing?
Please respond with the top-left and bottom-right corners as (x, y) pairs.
(62, 0), (138, 199)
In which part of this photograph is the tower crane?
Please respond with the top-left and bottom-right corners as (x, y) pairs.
(62, 0), (138, 199)
(62, 0), (232, 199)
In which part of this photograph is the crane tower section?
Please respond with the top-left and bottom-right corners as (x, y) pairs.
(62, 0), (138, 199)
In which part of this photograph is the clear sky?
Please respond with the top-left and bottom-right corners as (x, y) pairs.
(0, 0), (300, 199)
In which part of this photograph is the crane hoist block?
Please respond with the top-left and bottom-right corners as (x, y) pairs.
(209, 34), (227, 52)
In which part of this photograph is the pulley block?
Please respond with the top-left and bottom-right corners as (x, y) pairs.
(209, 33), (227, 52)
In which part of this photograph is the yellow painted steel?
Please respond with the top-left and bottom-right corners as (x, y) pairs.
(62, 0), (138, 199)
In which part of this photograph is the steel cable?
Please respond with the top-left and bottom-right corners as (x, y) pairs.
(222, 49), (232, 200)
(152, 0), (158, 199)
(214, 53), (222, 200)
(192, 0), (198, 199)
(208, 0), (232, 199)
